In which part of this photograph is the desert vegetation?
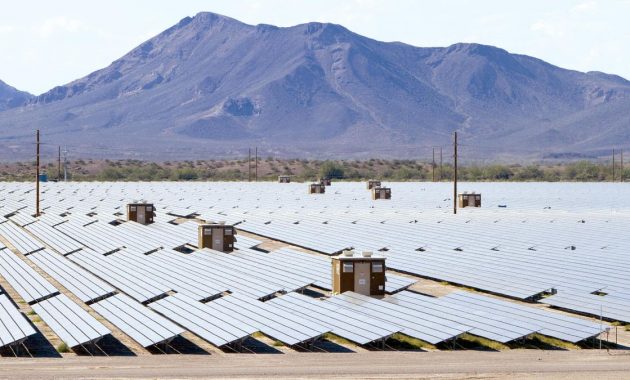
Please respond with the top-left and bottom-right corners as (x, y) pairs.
(0, 158), (627, 182)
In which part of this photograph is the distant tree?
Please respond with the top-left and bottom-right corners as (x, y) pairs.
(392, 166), (425, 180)
(515, 166), (544, 180)
(484, 165), (514, 180)
(564, 161), (601, 181)
(176, 168), (198, 181)
(319, 161), (344, 179)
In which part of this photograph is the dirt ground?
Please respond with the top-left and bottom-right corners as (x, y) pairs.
(1, 350), (630, 379)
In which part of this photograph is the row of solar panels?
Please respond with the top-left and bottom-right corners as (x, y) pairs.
(241, 221), (630, 321)
(0, 257), (605, 352)
(8, 181), (630, 260)
(0, 180), (624, 350)
(0, 213), (415, 351)
(3, 209), (417, 300)
(0, 289), (37, 349)
(237, 212), (630, 261)
(5, 181), (630, 214)
(0, 221), (606, 353)
(0, 246), (110, 348)
(220, 208), (630, 321)
(0, 245), (182, 349)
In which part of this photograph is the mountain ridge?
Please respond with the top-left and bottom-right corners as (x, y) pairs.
(0, 11), (629, 161)
(0, 79), (33, 111)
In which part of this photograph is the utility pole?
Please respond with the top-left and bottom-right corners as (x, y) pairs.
(57, 146), (61, 181)
(439, 147), (443, 181)
(255, 146), (258, 182)
(63, 146), (68, 181)
(613, 149), (616, 182)
(432, 147), (435, 182)
(453, 132), (458, 215)
(621, 150), (624, 182)
(35, 130), (40, 217)
(248, 148), (251, 182)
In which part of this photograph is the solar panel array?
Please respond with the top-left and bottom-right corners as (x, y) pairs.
(0, 181), (619, 354)
(267, 292), (399, 345)
(387, 291), (603, 343)
(0, 220), (45, 255)
(0, 293), (36, 349)
(31, 295), (110, 348)
(28, 249), (115, 303)
(91, 294), (183, 347)
(151, 293), (257, 347)
(0, 250), (59, 304)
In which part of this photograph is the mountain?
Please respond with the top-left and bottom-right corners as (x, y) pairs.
(0, 12), (629, 161)
(0, 80), (33, 111)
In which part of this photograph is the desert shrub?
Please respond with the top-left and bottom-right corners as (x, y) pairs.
(484, 165), (514, 180)
(319, 161), (345, 179)
(175, 168), (198, 181)
(515, 165), (544, 180)
(57, 342), (70, 353)
(392, 166), (423, 180)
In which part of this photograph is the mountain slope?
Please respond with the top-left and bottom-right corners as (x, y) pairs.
(0, 80), (33, 111)
(0, 12), (629, 160)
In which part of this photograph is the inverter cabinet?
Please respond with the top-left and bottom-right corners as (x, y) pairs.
(367, 180), (381, 190)
(127, 203), (154, 225)
(198, 223), (237, 252)
(332, 251), (386, 297)
(371, 187), (391, 200)
(309, 183), (326, 194)
(458, 193), (481, 208)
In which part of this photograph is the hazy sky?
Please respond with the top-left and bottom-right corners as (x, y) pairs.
(1, 0), (629, 95)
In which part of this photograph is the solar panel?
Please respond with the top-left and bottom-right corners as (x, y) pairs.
(543, 291), (630, 324)
(150, 293), (256, 347)
(91, 294), (183, 347)
(267, 292), (400, 345)
(118, 221), (188, 250)
(0, 250), (59, 304)
(208, 293), (330, 346)
(105, 251), (226, 302)
(150, 250), (278, 299)
(68, 250), (171, 303)
(386, 291), (540, 343)
(0, 294), (37, 348)
(8, 212), (37, 227)
(234, 235), (262, 249)
(25, 222), (84, 255)
(31, 294), (111, 348)
(0, 221), (45, 255)
(198, 248), (313, 294)
(28, 250), (115, 304)
(444, 291), (605, 342)
(54, 222), (121, 255)
(326, 292), (469, 344)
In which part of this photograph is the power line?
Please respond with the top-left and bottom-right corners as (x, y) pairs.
(57, 146), (61, 181)
(63, 146), (68, 182)
(439, 146), (443, 181)
(453, 132), (458, 215)
(613, 149), (616, 182)
(432, 147), (435, 182)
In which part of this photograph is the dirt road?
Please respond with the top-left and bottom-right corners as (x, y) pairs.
(1, 350), (630, 379)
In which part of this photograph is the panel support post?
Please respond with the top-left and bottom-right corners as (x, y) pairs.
(36, 129), (40, 217)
